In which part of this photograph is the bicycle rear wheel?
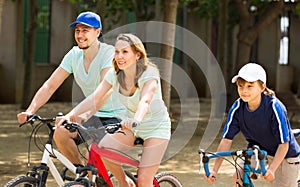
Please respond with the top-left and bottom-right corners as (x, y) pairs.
(154, 172), (182, 187)
(4, 176), (39, 187)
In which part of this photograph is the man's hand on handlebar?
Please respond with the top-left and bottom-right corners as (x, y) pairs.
(55, 116), (69, 128)
(17, 111), (33, 124)
(55, 111), (85, 127)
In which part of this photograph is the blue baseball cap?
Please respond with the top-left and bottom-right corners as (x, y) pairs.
(69, 11), (102, 29)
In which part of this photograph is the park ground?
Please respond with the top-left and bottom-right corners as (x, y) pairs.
(1, 98), (299, 186)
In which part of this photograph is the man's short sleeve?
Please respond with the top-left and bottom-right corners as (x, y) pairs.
(99, 43), (115, 70)
(60, 47), (78, 74)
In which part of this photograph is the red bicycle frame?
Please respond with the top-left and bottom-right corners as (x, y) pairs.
(87, 143), (160, 187)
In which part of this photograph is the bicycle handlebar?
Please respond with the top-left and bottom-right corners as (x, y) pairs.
(63, 121), (137, 134)
(21, 114), (137, 134)
(198, 146), (267, 177)
(19, 114), (56, 127)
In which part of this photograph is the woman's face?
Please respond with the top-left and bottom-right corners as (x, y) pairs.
(237, 80), (265, 104)
(114, 40), (140, 71)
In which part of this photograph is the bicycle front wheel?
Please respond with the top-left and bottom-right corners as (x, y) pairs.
(154, 172), (182, 187)
(4, 176), (39, 187)
(63, 181), (86, 187)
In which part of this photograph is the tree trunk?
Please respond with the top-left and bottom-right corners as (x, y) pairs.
(0, 0), (5, 34)
(160, 0), (178, 110)
(160, 0), (178, 109)
(234, 0), (284, 68)
(216, 0), (230, 112)
(21, 0), (38, 109)
(96, 0), (106, 28)
(217, 0), (228, 82)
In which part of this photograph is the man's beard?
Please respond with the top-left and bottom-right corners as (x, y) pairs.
(79, 45), (89, 50)
(78, 39), (98, 50)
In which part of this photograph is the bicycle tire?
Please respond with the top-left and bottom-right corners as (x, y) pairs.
(155, 172), (182, 187)
(4, 176), (39, 187)
(63, 181), (87, 187)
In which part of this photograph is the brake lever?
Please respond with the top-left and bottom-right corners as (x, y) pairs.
(198, 149), (205, 174)
(199, 153), (203, 174)
(252, 146), (259, 170)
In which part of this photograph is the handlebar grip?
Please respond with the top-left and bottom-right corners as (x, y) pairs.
(132, 122), (138, 127)
(105, 123), (121, 134)
(19, 114), (37, 127)
(199, 151), (211, 177)
(62, 121), (78, 133)
(259, 150), (267, 175)
(203, 163), (211, 177)
(260, 159), (267, 175)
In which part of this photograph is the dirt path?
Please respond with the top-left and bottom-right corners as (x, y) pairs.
(1, 100), (294, 186)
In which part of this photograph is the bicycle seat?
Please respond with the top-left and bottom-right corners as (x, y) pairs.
(134, 137), (144, 145)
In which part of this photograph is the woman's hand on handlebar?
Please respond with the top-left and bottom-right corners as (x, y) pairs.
(120, 118), (139, 130)
(17, 111), (32, 124)
(204, 171), (217, 184)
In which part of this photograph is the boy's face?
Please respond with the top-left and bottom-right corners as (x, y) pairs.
(237, 80), (265, 104)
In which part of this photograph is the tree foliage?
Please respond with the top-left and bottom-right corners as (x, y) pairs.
(180, 0), (299, 28)
(68, 0), (156, 28)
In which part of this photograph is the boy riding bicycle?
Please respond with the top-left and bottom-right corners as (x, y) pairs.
(205, 63), (300, 187)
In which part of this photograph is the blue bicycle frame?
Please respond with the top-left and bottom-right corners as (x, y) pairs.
(199, 146), (268, 187)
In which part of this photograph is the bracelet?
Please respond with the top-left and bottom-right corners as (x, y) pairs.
(133, 119), (141, 127)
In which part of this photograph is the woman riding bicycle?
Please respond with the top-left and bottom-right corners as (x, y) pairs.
(57, 33), (171, 187)
(205, 63), (300, 187)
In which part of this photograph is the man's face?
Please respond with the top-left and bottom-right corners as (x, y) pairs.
(74, 24), (100, 49)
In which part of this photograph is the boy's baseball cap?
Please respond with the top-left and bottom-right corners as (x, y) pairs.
(69, 11), (102, 29)
(231, 63), (266, 84)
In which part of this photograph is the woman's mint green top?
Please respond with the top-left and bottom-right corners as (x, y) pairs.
(104, 65), (171, 140)
(60, 42), (124, 118)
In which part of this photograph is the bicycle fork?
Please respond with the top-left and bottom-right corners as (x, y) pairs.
(242, 155), (254, 187)
(24, 144), (54, 187)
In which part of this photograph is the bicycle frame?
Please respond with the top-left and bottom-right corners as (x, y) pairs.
(37, 143), (76, 186)
(199, 147), (267, 187)
(85, 142), (160, 187)
(16, 115), (78, 186)
(63, 122), (181, 187)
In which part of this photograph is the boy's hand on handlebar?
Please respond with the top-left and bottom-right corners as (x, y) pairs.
(204, 171), (217, 184)
(262, 169), (275, 182)
(17, 112), (32, 124)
